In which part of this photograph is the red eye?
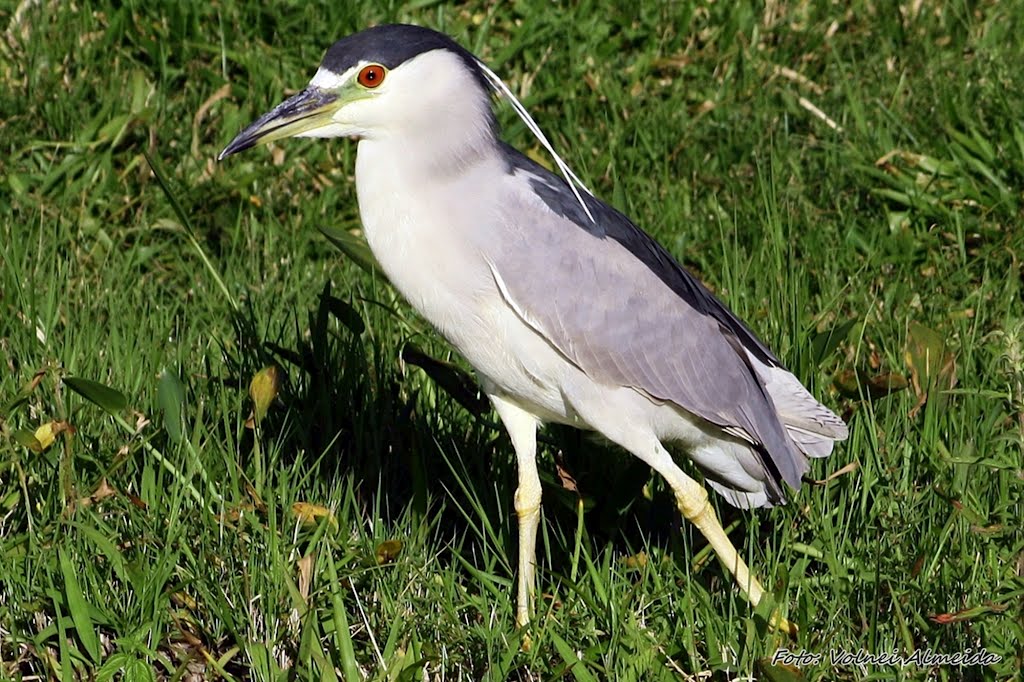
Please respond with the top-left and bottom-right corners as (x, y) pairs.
(357, 64), (386, 88)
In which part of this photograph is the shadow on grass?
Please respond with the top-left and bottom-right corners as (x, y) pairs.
(220, 277), (735, 595)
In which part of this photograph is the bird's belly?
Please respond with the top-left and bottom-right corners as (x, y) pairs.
(358, 205), (573, 423)
(355, 195), (713, 436)
(456, 302), (578, 424)
(359, 207), (707, 435)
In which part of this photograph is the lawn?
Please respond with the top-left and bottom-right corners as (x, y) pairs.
(1, 1), (1021, 680)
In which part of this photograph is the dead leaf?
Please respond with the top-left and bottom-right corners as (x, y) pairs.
(221, 502), (254, 524)
(78, 477), (117, 508)
(191, 82), (231, 158)
(249, 365), (282, 423)
(33, 420), (75, 451)
(292, 502), (333, 526)
(833, 369), (908, 400)
(174, 619), (205, 649)
(813, 461), (859, 486)
(969, 524), (1005, 536)
(905, 322), (958, 417)
(555, 456), (579, 494)
(246, 483), (267, 513)
(297, 554), (314, 604)
(133, 411), (151, 433)
(929, 602), (1008, 624)
(172, 591), (198, 611)
(623, 551), (648, 569)
(525, 146), (553, 171)
(375, 539), (403, 565)
(867, 372), (909, 396)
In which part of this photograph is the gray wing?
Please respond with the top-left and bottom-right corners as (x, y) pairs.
(490, 147), (805, 491)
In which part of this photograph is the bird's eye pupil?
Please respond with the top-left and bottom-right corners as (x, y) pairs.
(358, 64), (386, 88)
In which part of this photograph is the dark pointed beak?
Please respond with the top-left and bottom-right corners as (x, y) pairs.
(218, 86), (340, 160)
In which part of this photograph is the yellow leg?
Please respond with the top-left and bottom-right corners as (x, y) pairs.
(488, 394), (542, 628)
(670, 468), (797, 637)
(562, 393), (797, 638)
(514, 482), (542, 628)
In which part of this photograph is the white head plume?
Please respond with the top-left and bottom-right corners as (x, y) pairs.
(475, 59), (596, 224)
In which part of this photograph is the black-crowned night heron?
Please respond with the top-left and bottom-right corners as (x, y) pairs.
(220, 24), (847, 635)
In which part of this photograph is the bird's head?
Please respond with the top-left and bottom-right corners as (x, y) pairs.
(219, 24), (497, 160)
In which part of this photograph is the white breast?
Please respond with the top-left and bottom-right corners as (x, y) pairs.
(353, 139), (571, 421)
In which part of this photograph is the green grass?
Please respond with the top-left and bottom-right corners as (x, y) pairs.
(1, 1), (1022, 679)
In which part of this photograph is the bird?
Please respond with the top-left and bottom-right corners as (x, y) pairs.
(219, 23), (848, 635)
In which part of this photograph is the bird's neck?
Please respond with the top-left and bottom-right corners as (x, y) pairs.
(362, 134), (498, 181)
(352, 122), (507, 333)
(354, 124), (505, 230)
(359, 87), (501, 179)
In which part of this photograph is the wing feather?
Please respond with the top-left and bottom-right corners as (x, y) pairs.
(486, 156), (814, 491)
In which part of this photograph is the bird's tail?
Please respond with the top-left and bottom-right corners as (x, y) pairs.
(754, 362), (848, 458)
(703, 355), (847, 510)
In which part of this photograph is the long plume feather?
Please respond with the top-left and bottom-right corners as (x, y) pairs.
(475, 60), (596, 224)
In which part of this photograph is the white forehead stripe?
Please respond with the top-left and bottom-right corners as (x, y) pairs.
(310, 66), (359, 90)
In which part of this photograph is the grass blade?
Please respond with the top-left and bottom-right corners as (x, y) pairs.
(58, 547), (100, 663)
(550, 631), (598, 682)
(157, 369), (186, 443)
(64, 377), (127, 414)
(323, 548), (361, 682)
(317, 226), (381, 275)
(144, 151), (238, 311)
